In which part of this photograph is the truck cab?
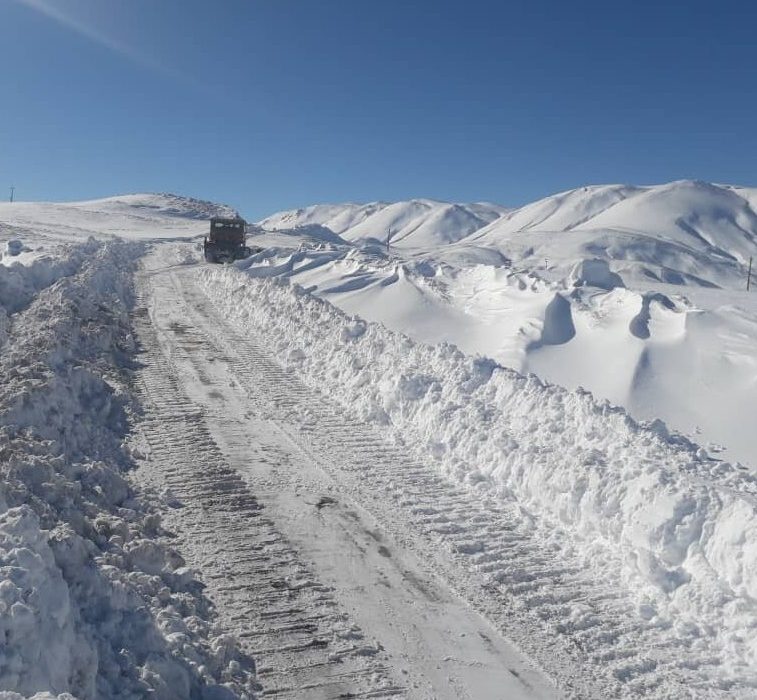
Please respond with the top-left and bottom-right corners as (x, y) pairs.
(204, 217), (251, 263)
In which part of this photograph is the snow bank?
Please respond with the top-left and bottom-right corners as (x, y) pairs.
(1, 243), (255, 699)
(0, 506), (85, 696)
(0, 240), (100, 314)
(200, 267), (757, 681)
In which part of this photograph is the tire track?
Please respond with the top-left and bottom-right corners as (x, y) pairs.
(179, 268), (743, 699)
(132, 282), (406, 699)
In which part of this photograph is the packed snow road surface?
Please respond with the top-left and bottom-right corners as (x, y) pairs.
(134, 251), (557, 699)
(133, 243), (757, 699)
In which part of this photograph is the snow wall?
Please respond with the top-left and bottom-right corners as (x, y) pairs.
(200, 266), (757, 677)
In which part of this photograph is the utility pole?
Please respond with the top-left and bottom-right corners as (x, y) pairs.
(9, 186), (14, 203)
(748, 256), (753, 292)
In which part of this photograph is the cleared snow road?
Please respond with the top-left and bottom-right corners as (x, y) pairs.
(132, 251), (558, 699)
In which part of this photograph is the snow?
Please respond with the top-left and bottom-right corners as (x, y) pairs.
(0, 240), (256, 699)
(470, 180), (756, 289)
(0, 239), (100, 314)
(200, 265), (757, 691)
(0, 193), (238, 244)
(252, 180), (757, 469)
(236, 241), (757, 467)
(2, 183), (757, 696)
(259, 198), (508, 248)
(2, 240), (32, 259)
(569, 257), (625, 289)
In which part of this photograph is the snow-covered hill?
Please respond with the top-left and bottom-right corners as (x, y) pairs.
(253, 181), (757, 469)
(0, 193), (238, 243)
(259, 199), (508, 248)
(262, 181), (756, 288)
(469, 180), (757, 289)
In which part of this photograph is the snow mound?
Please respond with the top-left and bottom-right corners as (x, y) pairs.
(0, 506), (86, 697)
(200, 266), (757, 690)
(570, 258), (625, 289)
(532, 292), (576, 346)
(0, 240), (100, 314)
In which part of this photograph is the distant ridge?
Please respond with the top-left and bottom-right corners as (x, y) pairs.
(259, 181), (757, 287)
(66, 193), (240, 220)
(259, 199), (508, 248)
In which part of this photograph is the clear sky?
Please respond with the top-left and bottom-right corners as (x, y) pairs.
(2, 0), (756, 219)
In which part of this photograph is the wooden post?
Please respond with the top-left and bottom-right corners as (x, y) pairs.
(748, 256), (753, 292)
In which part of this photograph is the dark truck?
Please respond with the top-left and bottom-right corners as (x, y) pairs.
(203, 217), (255, 263)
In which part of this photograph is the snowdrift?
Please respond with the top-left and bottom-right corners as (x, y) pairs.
(200, 266), (757, 685)
(0, 242), (255, 699)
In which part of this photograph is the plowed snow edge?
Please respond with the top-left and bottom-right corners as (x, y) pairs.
(198, 264), (757, 697)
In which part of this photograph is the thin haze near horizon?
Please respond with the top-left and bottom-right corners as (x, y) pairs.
(2, 0), (756, 219)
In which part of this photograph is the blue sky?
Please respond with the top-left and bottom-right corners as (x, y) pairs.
(2, 0), (756, 219)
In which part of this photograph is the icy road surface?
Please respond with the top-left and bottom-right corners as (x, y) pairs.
(133, 250), (558, 699)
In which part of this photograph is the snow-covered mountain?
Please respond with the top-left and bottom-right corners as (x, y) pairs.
(252, 181), (757, 469)
(2, 184), (755, 468)
(261, 181), (757, 288)
(259, 199), (508, 248)
(468, 180), (757, 289)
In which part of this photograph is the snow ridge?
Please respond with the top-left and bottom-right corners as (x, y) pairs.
(66, 193), (240, 221)
(0, 193), (238, 244)
(200, 266), (757, 693)
(257, 181), (757, 287)
(259, 199), (508, 248)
